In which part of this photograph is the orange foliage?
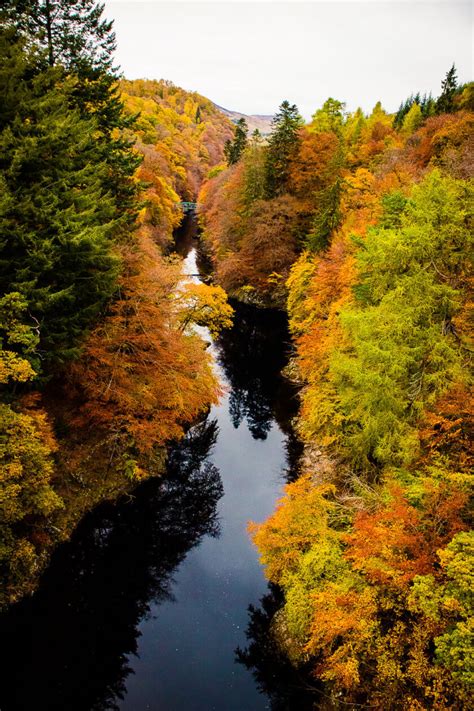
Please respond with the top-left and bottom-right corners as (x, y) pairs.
(420, 385), (474, 471)
(405, 111), (474, 176)
(288, 128), (340, 201)
(216, 195), (302, 303)
(121, 78), (233, 200)
(69, 229), (220, 459)
(345, 484), (468, 588)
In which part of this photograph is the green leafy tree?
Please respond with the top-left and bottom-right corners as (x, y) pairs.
(310, 97), (346, 134)
(264, 100), (304, 198)
(305, 99), (346, 251)
(3, 0), (116, 70)
(329, 171), (472, 469)
(242, 131), (266, 209)
(401, 101), (423, 134)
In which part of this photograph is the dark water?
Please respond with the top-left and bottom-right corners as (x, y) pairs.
(0, 218), (309, 711)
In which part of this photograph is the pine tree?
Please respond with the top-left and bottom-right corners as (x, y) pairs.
(3, 0), (116, 71)
(224, 117), (248, 165)
(0, 30), (120, 366)
(436, 64), (458, 114)
(264, 101), (304, 198)
(3, 0), (141, 229)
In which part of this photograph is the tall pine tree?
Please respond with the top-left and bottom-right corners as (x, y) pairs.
(0, 29), (121, 366)
(436, 64), (458, 114)
(264, 101), (303, 198)
(224, 117), (248, 165)
(3, 0), (141, 228)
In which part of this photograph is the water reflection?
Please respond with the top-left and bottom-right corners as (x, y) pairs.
(236, 585), (320, 711)
(0, 218), (305, 711)
(0, 419), (222, 711)
(217, 302), (297, 441)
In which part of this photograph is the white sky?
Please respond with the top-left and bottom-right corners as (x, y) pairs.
(104, 1), (473, 119)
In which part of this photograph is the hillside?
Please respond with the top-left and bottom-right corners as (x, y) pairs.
(214, 103), (274, 135)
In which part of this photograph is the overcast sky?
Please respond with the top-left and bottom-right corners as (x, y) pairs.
(103, 1), (473, 119)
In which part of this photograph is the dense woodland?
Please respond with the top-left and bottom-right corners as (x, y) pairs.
(0, 1), (473, 708)
(199, 72), (473, 706)
(0, 1), (233, 607)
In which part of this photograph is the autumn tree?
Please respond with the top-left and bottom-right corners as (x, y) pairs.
(68, 232), (231, 476)
(0, 292), (63, 607)
(304, 99), (347, 251)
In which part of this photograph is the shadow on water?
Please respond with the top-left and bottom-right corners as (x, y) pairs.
(217, 301), (297, 441)
(235, 585), (322, 711)
(214, 298), (303, 482)
(0, 419), (222, 711)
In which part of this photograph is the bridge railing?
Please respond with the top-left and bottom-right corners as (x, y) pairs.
(177, 202), (200, 213)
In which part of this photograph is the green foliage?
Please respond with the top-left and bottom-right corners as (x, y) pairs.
(325, 171), (472, 469)
(402, 101), (423, 134)
(224, 117), (248, 165)
(394, 92), (435, 128)
(264, 100), (304, 198)
(304, 98), (347, 251)
(0, 402), (63, 605)
(0, 292), (40, 380)
(378, 190), (408, 229)
(410, 532), (474, 687)
(242, 137), (266, 209)
(436, 64), (458, 114)
(4, 1), (141, 227)
(0, 31), (121, 366)
(306, 171), (344, 251)
(310, 97), (346, 134)
(4, 0), (116, 71)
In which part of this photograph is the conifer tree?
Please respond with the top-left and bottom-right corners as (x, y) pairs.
(0, 30), (120, 366)
(224, 117), (248, 165)
(264, 101), (304, 198)
(3, 0), (141, 228)
(3, 0), (116, 71)
(436, 64), (458, 114)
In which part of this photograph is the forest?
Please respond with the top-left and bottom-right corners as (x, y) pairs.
(199, 70), (473, 707)
(0, 1), (233, 607)
(0, 1), (472, 709)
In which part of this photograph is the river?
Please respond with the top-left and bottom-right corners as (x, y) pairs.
(0, 217), (307, 711)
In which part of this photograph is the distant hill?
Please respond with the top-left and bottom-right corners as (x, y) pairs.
(214, 104), (274, 136)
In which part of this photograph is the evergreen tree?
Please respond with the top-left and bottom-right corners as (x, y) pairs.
(306, 168), (344, 252)
(242, 131), (266, 209)
(264, 100), (304, 198)
(436, 64), (458, 114)
(251, 128), (263, 144)
(0, 30), (120, 366)
(304, 98), (346, 251)
(3, 0), (141, 230)
(3, 0), (116, 71)
(224, 117), (248, 165)
(420, 92), (436, 118)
